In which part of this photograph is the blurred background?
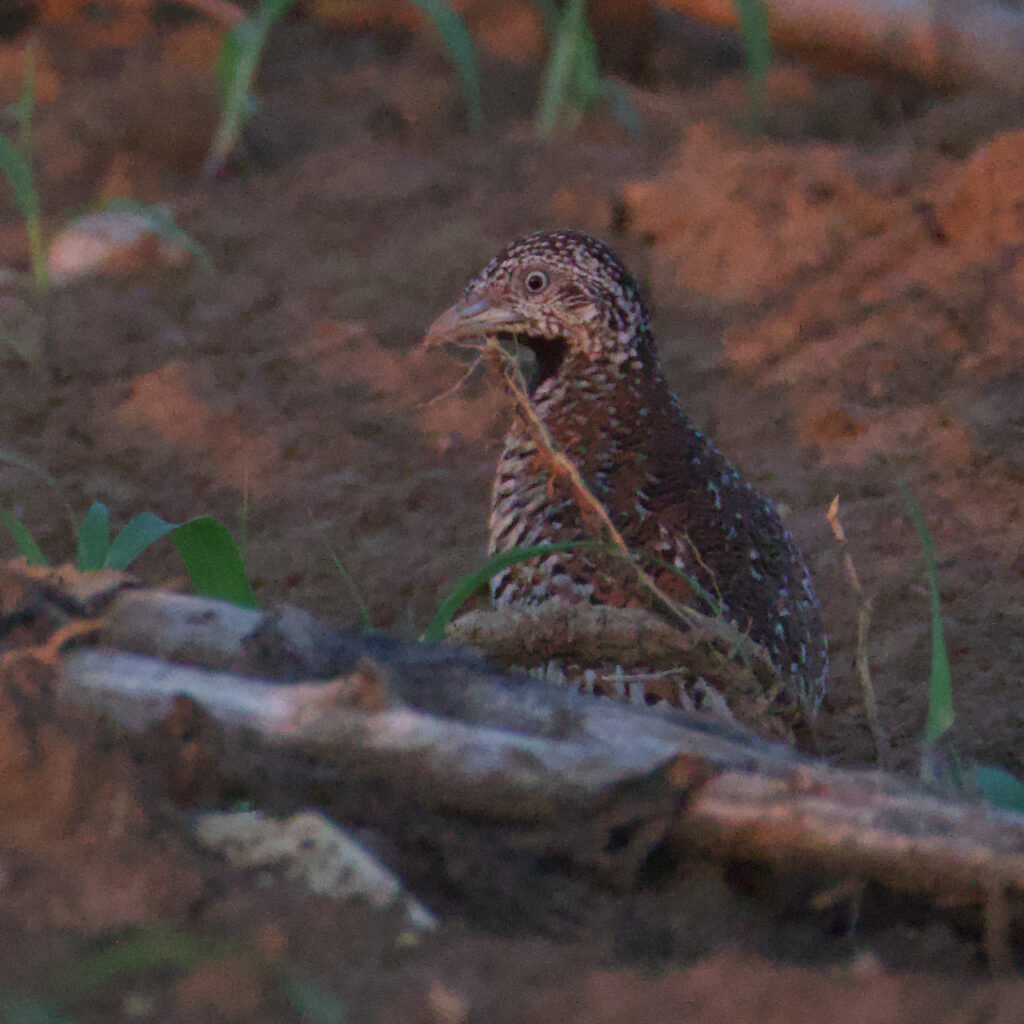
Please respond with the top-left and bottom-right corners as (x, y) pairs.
(3, 0), (1024, 1018)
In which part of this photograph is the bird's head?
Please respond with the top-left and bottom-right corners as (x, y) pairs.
(424, 230), (654, 394)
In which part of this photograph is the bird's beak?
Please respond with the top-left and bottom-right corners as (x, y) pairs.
(422, 298), (524, 347)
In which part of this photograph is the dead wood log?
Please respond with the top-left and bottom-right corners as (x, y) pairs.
(52, 587), (1024, 917)
(662, 0), (1024, 91)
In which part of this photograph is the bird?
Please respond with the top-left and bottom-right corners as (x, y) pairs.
(424, 229), (827, 726)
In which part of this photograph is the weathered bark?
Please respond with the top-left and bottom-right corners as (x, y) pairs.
(51, 586), (1024, 917)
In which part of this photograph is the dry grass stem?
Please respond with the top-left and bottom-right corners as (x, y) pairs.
(827, 495), (888, 761)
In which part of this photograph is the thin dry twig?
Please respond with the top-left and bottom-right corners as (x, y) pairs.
(827, 496), (888, 762)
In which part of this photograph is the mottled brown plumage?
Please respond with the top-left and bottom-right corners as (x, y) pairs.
(426, 229), (827, 717)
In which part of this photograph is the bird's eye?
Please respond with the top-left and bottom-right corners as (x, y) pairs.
(524, 270), (548, 293)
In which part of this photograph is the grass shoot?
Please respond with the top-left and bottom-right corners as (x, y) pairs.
(0, 502), (256, 608)
(903, 484), (1024, 812)
(733, 0), (773, 134)
(0, 35), (46, 293)
(410, 0), (484, 132)
(204, 0), (297, 178)
(534, 0), (638, 138)
(902, 486), (953, 746)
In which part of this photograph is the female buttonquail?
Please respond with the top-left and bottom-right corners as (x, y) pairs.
(426, 229), (827, 720)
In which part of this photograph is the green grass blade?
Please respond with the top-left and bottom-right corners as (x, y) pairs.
(971, 763), (1024, 814)
(0, 507), (48, 566)
(1, 39), (47, 293)
(902, 486), (954, 744)
(55, 926), (237, 996)
(536, 0), (587, 137)
(257, 0), (296, 25)
(215, 17), (245, 109)
(14, 35), (36, 157)
(0, 133), (46, 291)
(410, 0), (484, 132)
(0, 117), (37, 222)
(732, 0), (772, 134)
(75, 502), (110, 572)
(104, 512), (179, 570)
(0, 447), (78, 533)
(98, 199), (214, 274)
(103, 510), (255, 604)
(423, 540), (597, 643)
(208, 24), (267, 173)
(278, 969), (346, 1024)
(172, 516), (257, 607)
(632, 549), (723, 618)
(0, 995), (69, 1024)
(423, 536), (729, 644)
(600, 79), (640, 136)
(205, 0), (296, 176)
(328, 547), (373, 630)
(568, 15), (600, 109)
(533, 0), (559, 35)
(0, 444), (59, 491)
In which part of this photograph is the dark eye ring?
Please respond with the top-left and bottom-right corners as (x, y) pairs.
(524, 270), (548, 293)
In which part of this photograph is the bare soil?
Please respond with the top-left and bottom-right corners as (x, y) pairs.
(4, 6), (1024, 1020)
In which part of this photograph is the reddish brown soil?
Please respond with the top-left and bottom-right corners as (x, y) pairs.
(4, 7), (1024, 1021)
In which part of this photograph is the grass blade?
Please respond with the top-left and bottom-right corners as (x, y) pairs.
(533, 0), (559, 34)
(423, 535), (728, 644)
(0, 123), (37, 222)
(902, 486), (954, 744)
(75, 501), (110, 572)
(410, 0), (484, 132)
(0, 133), (45, 291)
(172, 516), (257, 607)
(600, 80), (639, 136)
(13, 35), (36, 159)
(0, 995), (69, 1024)
(0, 507), (48, 566)
(633, 549), (722, 618)
(535, 0), (587, 137)
(733, 0), (773, 134)
(423, 540), (595, 643)
(568, 15), (600, 110)
(104, 511), (179, 571)
(278, 969), (346, 1024)
(56, 926), (237, 996)
(1, 38), (47, 293)
(0, 444), (60, 492)
(328, 547), (373, 630)
(205, 0), (296, 177)
(215, 16), (245, 109)
(971, 763), (1024, 814)
(98, 199), (214, 274)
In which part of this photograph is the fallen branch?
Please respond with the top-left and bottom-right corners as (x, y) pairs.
(45, 585), (1024, 917)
